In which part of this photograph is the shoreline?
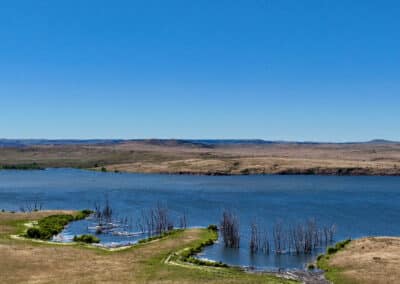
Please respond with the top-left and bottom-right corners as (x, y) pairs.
(2, 166), (400, 177)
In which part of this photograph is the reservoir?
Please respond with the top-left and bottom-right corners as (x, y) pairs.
(1, 168), (399, 270)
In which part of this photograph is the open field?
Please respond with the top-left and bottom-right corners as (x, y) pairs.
(0, 211), (296, 284)
(318, 237), (400, 284)
(1, 140), (400, 175)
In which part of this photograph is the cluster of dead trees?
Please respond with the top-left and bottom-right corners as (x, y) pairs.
(220, 210), (240, 248)
(137, 202), (175, 236)
(19, 199), (44, 212)
(221, 210), (336, 255)
(94, 196), (113, 226)
(93, 198), (188, 236)
(251, 219), (336, 255)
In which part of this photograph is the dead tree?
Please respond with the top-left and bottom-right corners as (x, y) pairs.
(273, 220), (285, 254)
(323, 224), (336, 244)
(290, 224), (304, 255)
(249, 222), (260, 254)
(261, 229), (270, 254)
(179, 210), (188, 229)
(220, 210), (240, 248)
(102, 197), (113, 223)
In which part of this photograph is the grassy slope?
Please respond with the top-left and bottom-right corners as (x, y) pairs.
(318, 238), (400, 284)
(0, 211), (296, 284)
(317, 252), (354, 284)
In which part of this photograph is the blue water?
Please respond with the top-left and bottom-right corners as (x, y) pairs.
(1, 168), (399, 270)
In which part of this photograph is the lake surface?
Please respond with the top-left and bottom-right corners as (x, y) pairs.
(1, 168), (399, 270)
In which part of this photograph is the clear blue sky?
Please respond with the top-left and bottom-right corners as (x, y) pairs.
(1, 0), (399, 142)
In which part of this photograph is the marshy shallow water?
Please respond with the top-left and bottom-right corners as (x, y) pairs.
(1, 168), (399, 270)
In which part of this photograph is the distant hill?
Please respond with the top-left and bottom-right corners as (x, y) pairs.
(0, 139), (124, 147)
(365, 139), (398, 144)
(0, 138), (398, 147)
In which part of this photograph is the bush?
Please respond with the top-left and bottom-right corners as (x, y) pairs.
(335, 239), (351, 250)
(73, 234), (100, 243)
(327, 239), (351, 255)
(327, 246), (337, 254)
(0, 163), (44, 170)
(26, 227), (42, 239)
(308, 263), (315, 270)
(207, 224), (218, 231)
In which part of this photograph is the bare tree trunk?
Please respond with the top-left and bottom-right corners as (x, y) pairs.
(220, 210), (240, 248)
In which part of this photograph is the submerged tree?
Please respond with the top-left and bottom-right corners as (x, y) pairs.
(261, 229), (270, 254)
(93, 195), (114, 228)
(249, 222), (261, 254)
(273, 220), (285, 254)
(178, 210), (188, 229)
(137, 202), (174, 236)
(19, 198), (44, 212)
(220, 210), (240, 248)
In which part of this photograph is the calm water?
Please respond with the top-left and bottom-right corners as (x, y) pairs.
(1, 168), (399, 270)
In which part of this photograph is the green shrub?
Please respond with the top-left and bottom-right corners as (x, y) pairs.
(26, 227), (42, 239)
(335, 239), (351, 250)
(308, 263), (315, 270)
(73, 234), (100, 243)
(207, 224), (218, 231)
(327, 239), (351, 255)
(0, 163), (44, 170)
(327, 246), (337, 254)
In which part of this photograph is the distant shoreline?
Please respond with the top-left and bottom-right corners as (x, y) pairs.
(1, 139), (399, 177)
(2, 166), (400, 177)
